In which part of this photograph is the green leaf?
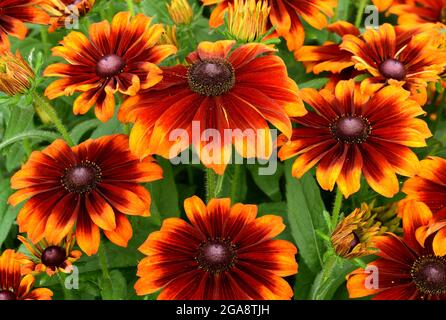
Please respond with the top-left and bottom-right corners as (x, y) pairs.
(284, 159), (331, 299)
(91, 114), (122, 138)
(218, 165), (247, 203)
(147, 157), (181, 218)
(309, 255), (375, 300)
(0, 130), (60, 151)
(285, 159), (327, 273)
(71, 119), (101, 144)
(0, 205), (19, 248)
(299, 78), (329, 89)
(99, 270), (128, 300)
(248, 163), (283, 201)
(0, 179), (19, 248)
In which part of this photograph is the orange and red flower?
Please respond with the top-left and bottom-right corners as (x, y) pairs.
(202, 0), (337, 51)
(0, 0), (50, 51)
(340, 23), (446, 105)
(278, 79), (432, 198)
(44, 11), (177, 122)
(372, 0), (412, 12)
(0, 249), (53, 300)
(39, 0), (96, 32)
(296, 21), (359, 75)
(390, 0), (446, 25)
(403, 156), (446, 214)
(8, 134), (163, 256)
(18, 233), (82, 276)
(134, 196), (298, 300)
(119, 40), (306, 174)
(347, 200), (446, 300)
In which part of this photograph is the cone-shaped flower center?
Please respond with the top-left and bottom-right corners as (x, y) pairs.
(41, 246), (66, 268)
(379, 59), (406, 81)
(330, 115), (371, 144)
(96, 54), (125, 78)
(441, 7), (446, 24)
(61, 160), (102, 194)
(412, 255), (446, 295)
(188, 59), (235, 96)
(0, 290), (16, 300)
(196, 238), (237, 274)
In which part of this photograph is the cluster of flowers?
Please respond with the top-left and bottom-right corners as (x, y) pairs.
(0, 0), (445, 300)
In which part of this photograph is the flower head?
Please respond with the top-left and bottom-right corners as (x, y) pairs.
(0, 249), (53, 300)
(39, 0), (96, 32)
(134, 196), (298, 300)
(18, 233), (82, 276)
(347, 200), (446, 300)
(390, 0), (446, 25)
(403, 156), (446, 214)
(119, 40), (305, 174)
(44, 11), (177, 122)
(331, 208), (383, 259)
(0, 50), (35, 96)
(340, 23), (446, 105)
(166, 0), (193, 25)
(227, 0), (270, 43)
(296, 21), (358, 75)
(202, 0), (336, 51)
(8, 134), (163, 256)
(0, 0), (50, 51)
(278, 79), (432, 198)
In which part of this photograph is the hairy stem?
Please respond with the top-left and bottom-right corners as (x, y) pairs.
(33, 92), (74, 146)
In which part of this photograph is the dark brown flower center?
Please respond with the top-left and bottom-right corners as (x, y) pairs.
(411, 255), (446, 296)
(379, 58), (406, 81)
(96, 54), (125, 78)
(61, 160), (102, 194)
(0, 290), (16, 300)
(196, 238), (237, 274)
(41, 246), (66, 268)
(330, 115), (371, 144)
(187, 59), (235, 96)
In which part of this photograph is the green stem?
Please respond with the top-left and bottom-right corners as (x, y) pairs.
(40, 27), (49, 54)
(33, 92), (74, 146)
(206, 168), (217, 202)
(126, 0), (136, 16)
(98, 243), (111, 280)
(355, 0), (368, 28)
(58, 272), (73, 300)
(310, 255), (341, 300)
(331, 187), (343, 226)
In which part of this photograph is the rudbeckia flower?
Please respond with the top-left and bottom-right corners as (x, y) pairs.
(8, 134), (163, 256)
(0, 249), (53, 300)
(278, 79), (432, 198)
(134, 196), (298, 300)
(44, 11), (177, 122)
(39, 0), (96, 32)
(403, 157), (446, 214)
(390, 0), (446, 25)
(340, 23), (446, 105)
(296, 21), (359, 75)
(119, 40), (305, 174)
(201, 0), (337, 51)
(371, 0), (412, 12)
(0, 0), (50, 51)
(347, 200), (446, 300)
(18, 234), (82, 276)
